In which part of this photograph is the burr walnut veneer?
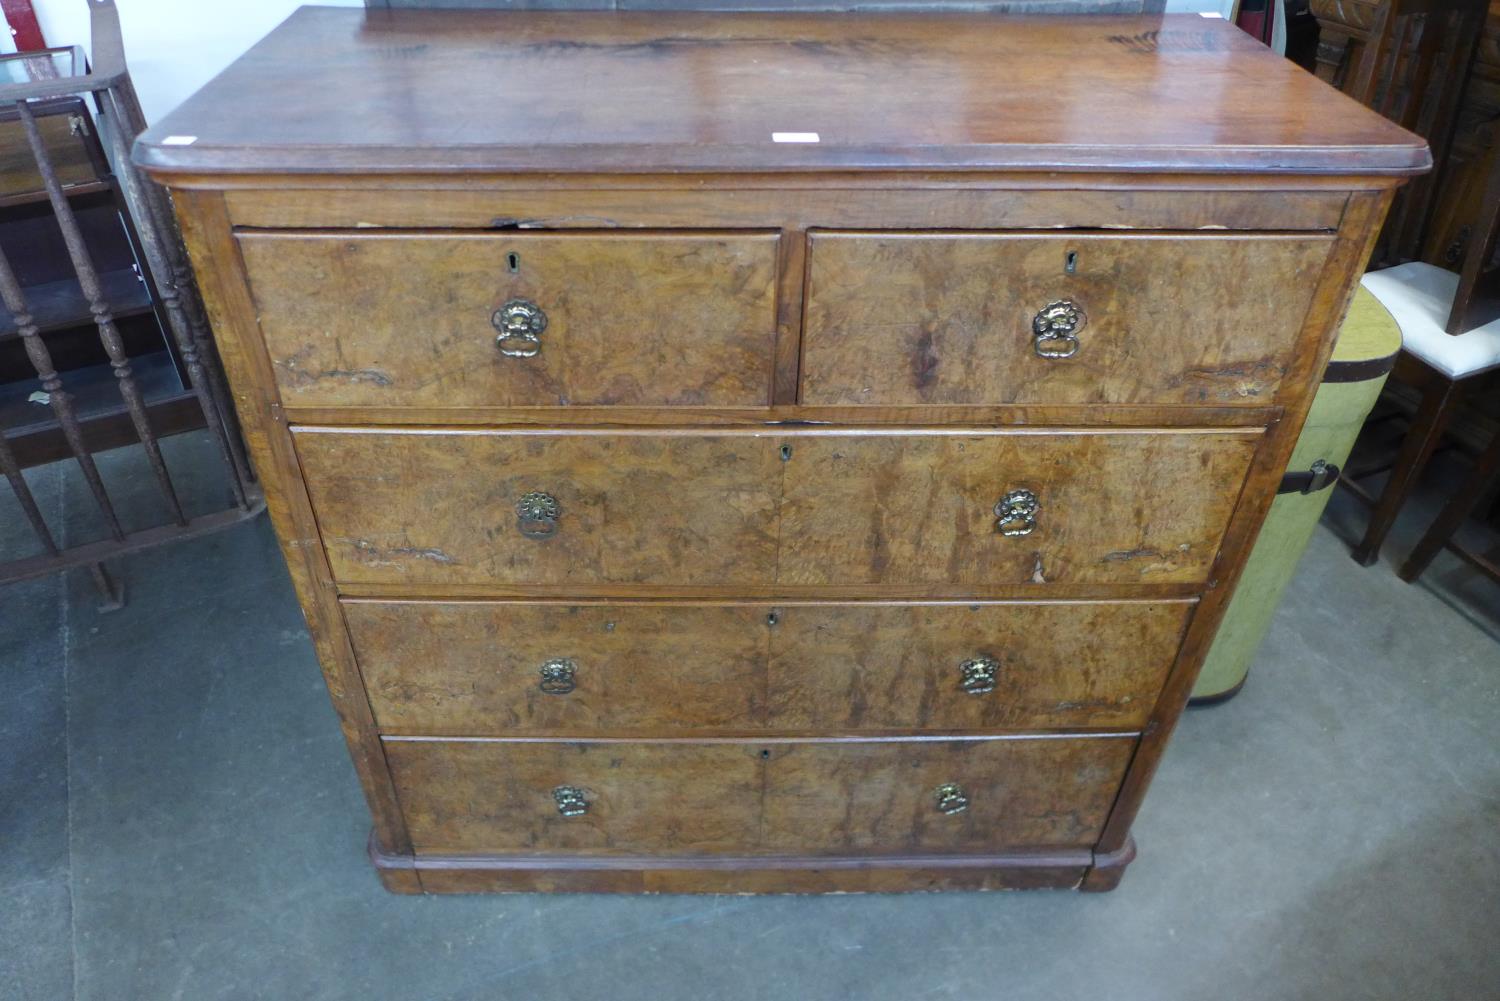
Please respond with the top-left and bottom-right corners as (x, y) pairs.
(135, 7), (1426, 894)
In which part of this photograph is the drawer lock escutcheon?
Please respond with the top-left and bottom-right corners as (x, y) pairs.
(516, 491), (560, 539)
(958, 656), (1000, 695)
(934, 783), (970, 816)
(994, 488), (1039, 537)
(1032, 299), (1085, 359)
(553, 785), (589, 817)
(538, 657), (577, 695)
(493, 298), (548, 358)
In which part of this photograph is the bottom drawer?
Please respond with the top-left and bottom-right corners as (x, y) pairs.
(385, 735), (1136, 856)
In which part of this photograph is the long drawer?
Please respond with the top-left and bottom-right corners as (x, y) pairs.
(801, 231), (1333, 406)
(295, 427), (1260, 589)
(347, 599), (1190, 734)
(383, 735), (1136, 856)
(238, 230), (781, 408)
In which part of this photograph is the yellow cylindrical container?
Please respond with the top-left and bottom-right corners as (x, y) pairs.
(1191, 287), (1401, 703)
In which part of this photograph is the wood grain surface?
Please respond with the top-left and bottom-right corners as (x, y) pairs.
(345, 598), (1192, 734)
(801, 231), (1335, 406)
(238, 230), (780, 407)
(132, 9), (1427, 176)
(136, 8), (1420, 895)
(292, 427), (1260, 589)
(222, 184), (1355, 233)
(383, 735), (1137, 856)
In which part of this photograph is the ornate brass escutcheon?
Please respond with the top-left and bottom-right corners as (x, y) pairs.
(492, 298), (548, 357)
(538, 657), (577, 695)
(934, 783), (970, 816)
(994, 488), (1039, 537)
(553, 785), (589, 817)
(1031, 299), (1085, 358)
(516, 491), (560, 539)
(959, 655), (1000, 695)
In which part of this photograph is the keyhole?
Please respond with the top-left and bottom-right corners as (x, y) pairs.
(507, 252), (520, 273)
(779, 444), (793, 461)
(766, 610), (779, 626)
(1065, 250), (1078, 274)
(760, 749), (772, 760)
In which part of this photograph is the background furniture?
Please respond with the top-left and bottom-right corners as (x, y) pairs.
(1312, 0), (1488, 268)
(135, 9), (1424, 894)
(1354, 262), (1500, 565)
(1192, 287), (1402, 702)
(0, 95), (181, 465)
(1311, 0), (1500, 576)
(1398, 389), (1500, 582)
(0, 0), (259, 607)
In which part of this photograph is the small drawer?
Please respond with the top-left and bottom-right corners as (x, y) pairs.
(295, 427), (1258, 589)
(238, 230), (780, 408)
(347, 599), (1189, 734)
(801, 231), (1334, 406)
(383, 736), (1136, 856)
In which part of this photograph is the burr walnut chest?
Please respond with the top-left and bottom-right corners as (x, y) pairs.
(135, 7), (1426, 893)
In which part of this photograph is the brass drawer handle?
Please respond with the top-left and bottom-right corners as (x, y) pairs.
(553, 785), (589, 817)
(994, 488), (1039, 537)
(516, 491), (560, 539)
(959, 656), (999, 695)
(493, 298), (548, 358)
(1032, 299), (1084, 359)
(538, 657), (577, 694)
(934, 783), (970, 816)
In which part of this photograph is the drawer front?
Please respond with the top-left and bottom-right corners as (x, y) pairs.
(297, 428), (1258, 588)
(348, 600), (1189, 733)
(238, 231), (780, 408)
(801, 231), (1334, 406)
(384, 736), (1135, 856)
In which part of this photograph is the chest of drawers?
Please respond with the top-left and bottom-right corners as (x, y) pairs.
(135, 8), (1426, 893)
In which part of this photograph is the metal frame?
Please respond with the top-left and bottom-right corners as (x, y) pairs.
(0, 0), (260, 608)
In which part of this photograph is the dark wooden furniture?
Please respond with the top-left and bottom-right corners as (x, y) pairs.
(0, 2), (258, 609)
(134, 8), (1426, 894)
(0, 95), (182, 464)
(1311, 0), (1488, 267)
(1422, 3), (1500, 327)
(1346, 95), (1500, 570)
(1398, 387), (1500, 583)
(1446, 117), (1500, 334)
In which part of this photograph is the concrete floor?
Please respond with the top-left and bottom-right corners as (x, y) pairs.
(2, 431), (1498, 1001)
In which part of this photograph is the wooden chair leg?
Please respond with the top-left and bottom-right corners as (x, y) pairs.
(1352, 376), (1462, 566)
(1399, 427), (1500, 581)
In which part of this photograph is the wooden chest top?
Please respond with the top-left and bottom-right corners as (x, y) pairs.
(134, 6), (1427, 177)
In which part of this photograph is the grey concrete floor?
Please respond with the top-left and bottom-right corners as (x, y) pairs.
(2, 430), (1498, 1001)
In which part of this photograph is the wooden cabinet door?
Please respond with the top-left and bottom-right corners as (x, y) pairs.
(240, 230), (781, 408)
(385, 739), (765, 856)
(775, 429), (1260, 586)
(384, 736), (1136, 856)
(347, 599), (1189, 734)
(763, 600), (1187, 730)
(294, 428), (784, 587)
(295, 427), (1258, 588)
(348, 601), (771, 733)
(801, 231), (1333, 406)
(759, 737), (1135, 853)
